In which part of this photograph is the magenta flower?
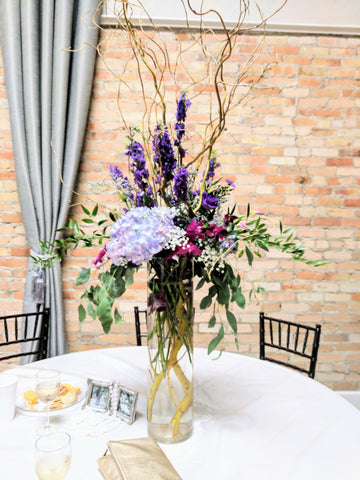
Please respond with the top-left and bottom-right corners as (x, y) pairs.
(206, 224), (227, 240)
(92, 247), (107, 267)
(186, 220), (205, 242)
(224, 214), (237, 225)
(165, 242), (202, 261)
(239, 221), (248, 229)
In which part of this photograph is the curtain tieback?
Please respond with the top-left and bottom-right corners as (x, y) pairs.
(30, 249), (49, 305)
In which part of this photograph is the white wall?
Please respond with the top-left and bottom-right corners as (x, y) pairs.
(101, 0), (360, 35)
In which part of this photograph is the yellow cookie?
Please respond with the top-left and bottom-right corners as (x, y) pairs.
(61, 391), (77, 405)
(23, 390), (38, 405)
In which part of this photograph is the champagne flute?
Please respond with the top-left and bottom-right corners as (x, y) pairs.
(35, 369), (61, 434)
(35, 431), (71, 480)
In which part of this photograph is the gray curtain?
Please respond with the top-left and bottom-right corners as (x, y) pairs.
(0, 0), (100, 357)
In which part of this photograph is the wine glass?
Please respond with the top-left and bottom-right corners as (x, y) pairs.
(35, 369), (61, 434)
(35, 431), (71, 480)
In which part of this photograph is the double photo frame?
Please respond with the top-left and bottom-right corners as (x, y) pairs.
(84, 378), (138, 424)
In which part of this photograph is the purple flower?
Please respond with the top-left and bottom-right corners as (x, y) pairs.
(152, 126), (177, 181)
(239, 221), (248, 229)
(176, 91), (191, 123)
(203, 157), (219, 182)
(106, 207), (186, 265)
(126, 139), (154, 207)
(226, 179), (236, 188)
(174, 92), (191, 160)
(108, 165), (122, 181)
(148, 293), (167, 313)
(201, 192), (219, 210)
(174, 166), (189, 202)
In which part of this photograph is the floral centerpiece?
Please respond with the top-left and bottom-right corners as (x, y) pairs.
(38, 91), (322, 443)
(33, 0), (325, 444)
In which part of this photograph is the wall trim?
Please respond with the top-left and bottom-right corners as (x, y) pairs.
(101, 0), (360, 37)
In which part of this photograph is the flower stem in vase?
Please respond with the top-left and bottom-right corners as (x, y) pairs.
(147, 258), (194, 443)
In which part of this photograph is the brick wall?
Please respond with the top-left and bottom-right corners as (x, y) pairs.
(0, 29), (359, 390)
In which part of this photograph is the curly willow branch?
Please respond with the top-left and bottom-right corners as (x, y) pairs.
(97, 0), (287, 182)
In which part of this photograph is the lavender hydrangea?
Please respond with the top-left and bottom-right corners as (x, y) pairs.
(106, 207), (186, 265)
(153, 126), (177, 181)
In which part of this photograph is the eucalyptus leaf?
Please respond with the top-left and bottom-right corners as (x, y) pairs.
(78, 304), (86, 322)
(87, 302), (96, 320)
(76, 268), (91, 286)
(200, 295), (212, 310)
(208, 314), (216, 328)
(226, 310), (237, 333)
(96, 299), (113, 333)
(125, 268), (135, 288)
(245, 246), (254, 266)
(114, 308), (122, 324)
(208, 325), (224, 354)
(196, 277), (206, 290)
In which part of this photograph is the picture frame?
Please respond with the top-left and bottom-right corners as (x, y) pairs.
(84, 378), (112, 413)
(115, 385), (138, 424)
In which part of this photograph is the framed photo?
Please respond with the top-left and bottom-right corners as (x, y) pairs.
(84, 379), (112, 413)
(115, 385), (138, 424)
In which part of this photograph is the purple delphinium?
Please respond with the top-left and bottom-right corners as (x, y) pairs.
(126, 139), (154, 207)
(226, 179), (236, 188)
(174, 91), (191, 160)
(153, 126), (177, 181)
(108, 165), (122, 181)
(201, 191), (219, 210)
(173, 166), (189, 202)
(108, 165), (135, 203)
(176, 91), (191, 122)
(203, 157), (219, 182)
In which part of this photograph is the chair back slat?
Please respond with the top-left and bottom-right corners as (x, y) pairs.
(0, 308), (50, 364)
(302, 329), (309, 355)
(4, 318), (9, 343)
(269, 319), (273, 344)
(134, 307), (148, 346)
(278, 321), (281, 347)
(259, 312), (321, 379)
(286, 324), (290, 349)
(294, 325), (299, 352)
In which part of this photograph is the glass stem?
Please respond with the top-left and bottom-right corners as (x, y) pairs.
(45, 402), (50, 430)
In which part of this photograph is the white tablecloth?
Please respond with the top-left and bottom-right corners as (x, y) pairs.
(1, 347), (359, 480)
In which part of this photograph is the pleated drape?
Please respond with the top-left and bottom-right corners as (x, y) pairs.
(0, 0), (100, 356)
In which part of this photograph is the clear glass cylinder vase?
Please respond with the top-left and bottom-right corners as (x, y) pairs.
(146, 257), (194, 444)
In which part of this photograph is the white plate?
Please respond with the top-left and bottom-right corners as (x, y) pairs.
(16, 374), (87, 417)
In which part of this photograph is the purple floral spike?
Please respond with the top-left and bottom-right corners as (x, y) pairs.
(153, 125), (177, 181)
(174, 91), (191, 160)
(174, 166), (189, 202)
(126, 139), (154, 207)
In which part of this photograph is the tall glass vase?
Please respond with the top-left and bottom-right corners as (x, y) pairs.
(146, 257), (194, 444)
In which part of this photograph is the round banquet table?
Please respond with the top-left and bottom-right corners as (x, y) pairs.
(1, 346), (360, 480)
